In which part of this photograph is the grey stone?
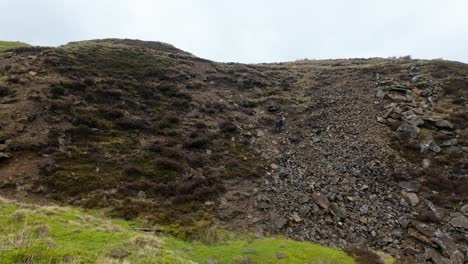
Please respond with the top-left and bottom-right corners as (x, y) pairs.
(242, 249), (256, 254)
(398, 181), (421, 192)
(298, 196), (310, 204)
(433, 236), (458, 258)
(434, 119), (455, 130)
(331, 203), (347, 219)
(270, 212), (288, 229)
(412, 221), (436, 238)
(276, 252), (288, 259)
(426, 200), (445, 222)
(409, 228), (436, 246)
(291, 213), (302, 222)
(425, 248), (451, 264)
(397, 122), (420, 138)
(451, 250), (465, 264)
(137, 191), (146, 199)
(441, 139), (458, 147)
(402, 191), (419, 206)
(451, 214), (468, 229)
(312, 192), (330, 210)
(0, 152), (12, 161)
(460, 204), (468, 216)
(422, 159), (431, 168)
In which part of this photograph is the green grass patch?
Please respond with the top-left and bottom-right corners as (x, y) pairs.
(176, 236), (356, 264)
(0, 41), (30, 52)
(0, 197), (359, 263)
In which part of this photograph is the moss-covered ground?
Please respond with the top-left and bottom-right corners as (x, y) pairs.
(0, 197), (357, 263)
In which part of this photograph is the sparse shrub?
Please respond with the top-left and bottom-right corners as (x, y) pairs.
(170, 97), (191, 111)
(130, 235), (162, 248)
(186, 152), (206, 167)
(184, 136), (210, 149)
(162, 147), (185, 160)
(96, 223), (125, 233)
(100, 107), (124, 119)
(33, 223), (51, 236)
(10, 209), (31, 223)
(0, 86), (11, 96)
(226, 158), (241, 168)
(155, 157), (182, 172)
(116, 116), (147, 130)
(49, 99), (72, 112)
(69, 124), (93, 139)
(219, 121), (238, 133)
(83, 78), (95, 86)
(164, 113), (180, 124)
(50, 84), (65, 98)
(194, 121), (207, 129)
(124, 165), (145, 176)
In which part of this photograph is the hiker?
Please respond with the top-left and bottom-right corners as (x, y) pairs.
(275, 114), (285, 132)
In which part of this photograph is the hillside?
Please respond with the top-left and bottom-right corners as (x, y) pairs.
(0, 41), (30, 52)
(0, 39), (467, 263)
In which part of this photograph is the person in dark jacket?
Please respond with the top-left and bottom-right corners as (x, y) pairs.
(275, 114), (285, 132)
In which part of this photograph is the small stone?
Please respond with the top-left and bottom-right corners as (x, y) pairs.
(291, 213), (302, 222)
(137, 191), (146, 199)
(298, 196), (310, 204)
(450, 214), (468, 229)
(422, 159), (431, 168)
(205, 201), (215, 206)
(450, 250), (465, 264)
(270, 164), (279, 170)
(399, 181), (421, 192)
(256, 130), (265, 137)
(460, 204), (468, 216)
(276, 252), (288, 259)
(434, 119), (454, 130)
(426, 200), (445, 221)
(312, 192), (330, 210)
(401, 191), (419, 206)
(408, 228), (436, 246)
(433, 236), (458, 258)
(270, 212), (288, 229)
(425, 248), (451, 264)
(242, 249), (256, 254)
(412, 221), (436, 238)
(441, 139), (458, 147)
(28, 71), (37, 76)
(377, 117), (387, 124)
(397, 122), (420, 138)
(0, 152), (13, 161)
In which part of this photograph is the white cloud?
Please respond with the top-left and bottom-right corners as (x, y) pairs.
(1, 0), (467, 63)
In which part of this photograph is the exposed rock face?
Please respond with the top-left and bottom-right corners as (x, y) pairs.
(250, 62), (467, 260)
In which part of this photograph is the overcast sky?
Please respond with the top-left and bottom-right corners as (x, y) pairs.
(1, 0), (468, 63)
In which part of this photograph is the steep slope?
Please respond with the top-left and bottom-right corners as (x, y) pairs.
(0, 39), (466, 263)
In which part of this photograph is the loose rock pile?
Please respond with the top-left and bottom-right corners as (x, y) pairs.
(247, 64), (467, 263)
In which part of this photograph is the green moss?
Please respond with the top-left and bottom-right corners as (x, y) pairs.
(178, 236), (356, 264)
(0, 198), (358, 264)
(0, 41), (30, 52)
